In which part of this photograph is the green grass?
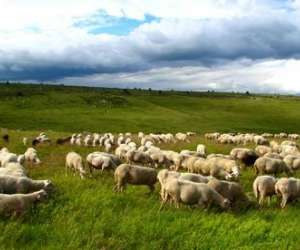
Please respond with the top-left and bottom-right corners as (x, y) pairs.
(1, 84), (300, 249)
(1, 83), (300, 133)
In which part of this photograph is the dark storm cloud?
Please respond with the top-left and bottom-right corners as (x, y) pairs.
(1, 11), (300, 81)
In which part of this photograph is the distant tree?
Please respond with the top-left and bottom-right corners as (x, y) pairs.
(245, 91), (250, 96)
(5, 81), (10, 85)
(148, 88), (152, 92)
(123, 88), (130, 95)
(16, 91), (24, 97)
(158, 90), (162, 95)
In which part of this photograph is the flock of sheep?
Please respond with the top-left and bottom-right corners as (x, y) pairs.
(1, 130), (300, 216)
(62, 131), (300, 210)
(0, 144), (52, 216)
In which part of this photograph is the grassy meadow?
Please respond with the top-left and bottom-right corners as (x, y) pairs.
(1, 83), (300, 249)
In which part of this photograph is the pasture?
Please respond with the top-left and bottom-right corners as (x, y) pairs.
(1, 84), (300, 249)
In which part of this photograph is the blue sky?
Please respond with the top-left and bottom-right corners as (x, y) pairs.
(0, 0), (300, 93)
(74, 11), (159, 35)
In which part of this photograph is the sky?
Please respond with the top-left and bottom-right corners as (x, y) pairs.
(1, 0), (300, 93)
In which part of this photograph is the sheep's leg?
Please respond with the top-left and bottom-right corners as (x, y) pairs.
(160, 188), (166, 201)
(88, 163), (94, 177)
(281, 195), (289, 208)
(113, 184), (118, 192)
(258, 195), (264, 206)
(197, 199), (205, 208)
(267, 196), (271, 206)
(159, 196), (168, 211)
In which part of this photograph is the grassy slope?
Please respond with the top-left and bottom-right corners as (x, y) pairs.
(1, 83), (300, 133)
(1, 84), (300, 249)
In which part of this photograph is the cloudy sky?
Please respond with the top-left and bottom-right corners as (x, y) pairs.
(1, 0), (300, 93)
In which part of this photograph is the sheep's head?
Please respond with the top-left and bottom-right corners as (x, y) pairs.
(36, 190), (48, 201)
(222, 198), (231, 209)
(43, 180), (54, 193)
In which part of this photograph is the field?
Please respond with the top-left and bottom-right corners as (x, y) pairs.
(1, 84), (300, 249)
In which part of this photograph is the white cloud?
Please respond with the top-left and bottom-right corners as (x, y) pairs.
(59, 59), (300, 93)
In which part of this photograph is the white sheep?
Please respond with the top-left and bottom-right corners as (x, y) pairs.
(275, 177), (300, 208)
(0, 162), (27, 177)
(0, 190), (48, 217)
(196, 144), (206, 157)
(65, 152), (86, 179)
(24, 147), (41, 165)
(253, 175), (277, 206)
(161, 178), (230, 210)
(0, 176), (53, 194)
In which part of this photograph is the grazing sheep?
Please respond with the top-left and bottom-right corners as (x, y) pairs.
(65, 152), (86, 179)
(206, 154), (232, 160)
(24, 147), (41, 165)
(86, 152), (121, 174)
(162, 151), (184, 171)
(187, 157), (234, 180)
(56, 136), (71, 145)
(207, 157), (240, 179)
(0, 190), (48, 217)
(0, 152), (24, 167)
(261, 133), (273, 138)
(270, 140), (281, 153)
(254, 157), (291, 176)
(254, 136), (269, 146)
(253, 175), (277, 206)
(288, 134), (300, 140)
(182, 156), (204, 173)
(180, 150), (204, 158)
(255, 145), (272, 157)
(84, 135), (93, 147)
(90, 155), (117, 172)
(0, 176), (53, 194)
(281, 140), (297, 147)
(104, 141), (113, 153)
(275, 133), (288, 139)
(280, 145), (300, 157)
(150, 152), (170, 168)
(70, 134), (77, 145)
(161, 178), (230, 209)
(283, 155), (300, 171)
(0, 162), (27, 177)
(115, 144), (131, 160)
(75, 134), (82, 146)
(126, 150), (153, 166)
(178, 173), (211, 184)
(230, 148), (258, 166)
(207, 178), (248, 204)
(264, 152), (282, 160)
(175, 133), (189, 142)
(275, 177), (300, 208)
(196, 144), (206, 157)
(114, 164), (157, 193)
(157, 169), (211, 200)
